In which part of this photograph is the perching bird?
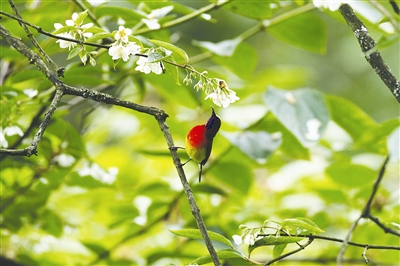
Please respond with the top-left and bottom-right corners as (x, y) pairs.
(185, 107), (221, 182)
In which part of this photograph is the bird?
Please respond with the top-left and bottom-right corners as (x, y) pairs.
(184, 107), (221, 182)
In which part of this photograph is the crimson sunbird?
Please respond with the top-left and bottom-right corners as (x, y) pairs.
(185, 107), (221, 182)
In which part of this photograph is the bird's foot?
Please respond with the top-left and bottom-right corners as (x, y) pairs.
(169, 146), (185, 151)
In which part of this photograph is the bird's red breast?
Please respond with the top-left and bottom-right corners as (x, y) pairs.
(185, 125), (207, 163)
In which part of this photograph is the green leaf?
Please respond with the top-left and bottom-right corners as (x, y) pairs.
(94, 5), (146, 21)
(325, 161), (378, 188)
(67, 47), (82, 60)
(223, 1), (278, 19)
(249, 236), (303, 255)
(149, 39), (189, 64)
(222, 131), (282, 164)
(264, 87), (330, 147)
(267, 13), (327, 53)
(211, 42), (258, 79)
(191, 249), (246, 265)
(281, 217), (325, 235)
(355, 119), (399, 154)
(75, 10), (89, 26)
(85, 32), (114, 43)
(193, 38), (241, 57)
(211, 161), (253, 196)
(326, 95), (377, 141)
(163, 57), (181, 85)
(273, 244), (287, 259)
(168, 228), (234, 248)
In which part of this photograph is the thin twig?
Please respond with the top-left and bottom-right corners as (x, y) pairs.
(7, 0), (60, 73)
(0, 22), (221, 266)
(265, 237), (314, 266)
(337, 156), (394, 265)
(339, 4), (400, 102)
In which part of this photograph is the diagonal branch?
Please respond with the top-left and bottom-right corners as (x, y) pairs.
(0, 23), (220, 266)
(337, 156), (397, 265)
(339, 4), (400, 103)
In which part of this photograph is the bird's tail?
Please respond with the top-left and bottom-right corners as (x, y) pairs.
(199, 163), (203, 182)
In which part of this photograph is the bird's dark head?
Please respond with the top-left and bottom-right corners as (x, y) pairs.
(205, 107), (221, 138)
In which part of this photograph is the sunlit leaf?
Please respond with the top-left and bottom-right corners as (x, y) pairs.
(168, 228), (234, 248)
(149, 39), (189, 64)
(249, 236), (303, 255)
(325, 161), (377, 188)
(281, 217), (325, 234)
(267, 13), (327, 53)
(326, 95), (377, 141)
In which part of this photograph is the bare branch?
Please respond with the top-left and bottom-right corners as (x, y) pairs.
(339, 4), (400, 102)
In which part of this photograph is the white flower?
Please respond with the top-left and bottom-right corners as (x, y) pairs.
(135, 56), (164, 74)
(55, 32), (76, 49)
(78, 162), (118, 184)
(108, 42), (140, 61)
(53, 153), (76, 167)
(232, 235), (243, 246)
(0, 126), (24, 148)
(23, 89), (38, 98)
(305, 118), (322, 141)
(243, 233), (255, 245)
(204, 79), (239, 108)
(142, 6), (173, 30)
(115, 25), (132, 43)
(313, 0), (347, 11)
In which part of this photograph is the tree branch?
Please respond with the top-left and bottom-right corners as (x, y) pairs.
(339, 4), (400, 102)
(0, 22), (220, 266)
(337, 156), (398, 265)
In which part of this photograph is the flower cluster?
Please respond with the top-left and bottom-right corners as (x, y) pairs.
(108, 26), (141, 62)
(53, 9), (240, 107)
(54, 11), (93, 50)
(134, 48), (169, 75)
(232, 224), (264, 246)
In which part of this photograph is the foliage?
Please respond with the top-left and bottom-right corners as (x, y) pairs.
(1, 0), (399, 265)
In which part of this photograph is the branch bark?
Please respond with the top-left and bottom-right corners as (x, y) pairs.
(339, 4), (400, 103)
(0, 20), (220, 266)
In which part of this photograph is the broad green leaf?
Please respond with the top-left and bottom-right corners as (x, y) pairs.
(267, 13), (327, 53)
(94, 5), (146, 21)
(163, 57), (181, 85)
(223, 1), (278, 19)
(264, 87), (330, 147)
(281, 218), (325, 235)
(85, 32), (114, 43)
(75, 10), (89, 26)
(149, 39), (189, 64)
(355, 119), (399, 154)
(222, 131), (282, 164)
(326, 95), (377, 141)
(193, 38), (241, 57)
(211, 161), (253, 196)
(325, 162), (376, 188)
(81, 242), (107, 255)
(67, 47), (82, 60)
(211, 42), (258, 78)
(249, 236), (304, 255)
(168, 229), (233, 248)
(191, 249), (246, 265)
(273, 244), (287, 259)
